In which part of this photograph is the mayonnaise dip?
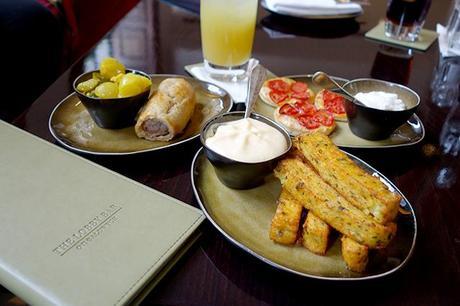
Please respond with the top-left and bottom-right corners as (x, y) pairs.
(205, 118), (288, 163)
(354, 91), (406, 111)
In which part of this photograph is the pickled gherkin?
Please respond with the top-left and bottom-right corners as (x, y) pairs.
(76, 78), (100, 93)
(76, 57), (151, 99)
(100, 57), (125, 79)
(95, 82), (119, 98)
(118, 73), (151, 97)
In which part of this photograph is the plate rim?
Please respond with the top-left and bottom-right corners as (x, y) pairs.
(191, 147), (417, 281)
(48, 74), (234, 156)
(260, 0), (363, 20)
(257, 74), (425, 149)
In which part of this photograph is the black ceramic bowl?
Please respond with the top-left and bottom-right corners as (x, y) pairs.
(200, 111), (292, 189)
(342, 78), (420, 140)
(73, 69), (151, 129)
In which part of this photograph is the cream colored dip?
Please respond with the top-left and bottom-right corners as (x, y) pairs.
(355, 91), (406, 111)
(205, 118), (288, 163)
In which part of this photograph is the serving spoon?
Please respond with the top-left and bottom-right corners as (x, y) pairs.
(312, 71), (365, 106)
(244, 60), (267, 118)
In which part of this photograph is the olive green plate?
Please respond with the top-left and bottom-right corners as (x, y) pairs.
(254, 75), (425, 149)
(191, 148), (417, 280)
(49, 75), (233, 155)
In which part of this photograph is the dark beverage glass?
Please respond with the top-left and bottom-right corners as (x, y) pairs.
(384, 0), (431, 41)
(371, 45), (413, 85)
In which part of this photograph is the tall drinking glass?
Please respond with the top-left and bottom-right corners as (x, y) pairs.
(384, 0), (431, 42)
(200, 0), (258, 81)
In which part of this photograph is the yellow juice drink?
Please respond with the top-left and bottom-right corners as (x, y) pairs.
(201, 0), (258, 67)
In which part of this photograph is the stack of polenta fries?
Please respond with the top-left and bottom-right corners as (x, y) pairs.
(269, 133), (401, 272)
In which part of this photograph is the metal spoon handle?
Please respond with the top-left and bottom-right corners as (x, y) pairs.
(245, 61), (267, 119)
(312, 71), (362, 105)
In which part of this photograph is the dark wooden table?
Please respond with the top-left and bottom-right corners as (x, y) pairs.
(6, 0), (460, 305)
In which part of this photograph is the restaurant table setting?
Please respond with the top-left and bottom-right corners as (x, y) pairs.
(1, 0), (459, 305)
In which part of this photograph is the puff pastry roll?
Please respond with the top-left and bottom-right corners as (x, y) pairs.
(135, 78), (196, 141)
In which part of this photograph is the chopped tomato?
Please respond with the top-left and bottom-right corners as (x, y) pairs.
(313, 110), (334, 126)
(298, 116), (320, 129)
(291, 91), (311, 100)
(279, 104), (299, 116)
(269, 90), (288, 104)
(323, 90), (346, 114)
(291, 82), (308, 93)
(268, 79), (290, 93)
(294, 101), (316, 116)
(325, 98), (346, 114)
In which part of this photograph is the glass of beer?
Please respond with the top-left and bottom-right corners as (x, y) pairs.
(200, 0), (258, 81)
(384, 0), (432, 42)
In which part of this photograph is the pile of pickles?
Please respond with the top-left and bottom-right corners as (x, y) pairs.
(76, 57), (152, 99)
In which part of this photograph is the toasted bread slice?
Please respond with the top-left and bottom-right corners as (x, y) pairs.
(274, 109), (336, 136)
(259, 77), (296, 107)
(314, 89), (347, 122)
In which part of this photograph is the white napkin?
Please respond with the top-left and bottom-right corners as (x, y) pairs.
(437, 24), (460, 57)
(265, 0), (362, 16)
(189, 65), (248, 103)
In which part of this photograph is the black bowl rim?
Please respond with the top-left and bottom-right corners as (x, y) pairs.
(200, 111), (293, 165)
(342, 78), (421, 113)
(73, 68), (152, 101)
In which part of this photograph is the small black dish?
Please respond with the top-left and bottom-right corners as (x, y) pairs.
(342, 78), (420, 140)
(73, 69), (151, 129)
(200, 111), (292, 189)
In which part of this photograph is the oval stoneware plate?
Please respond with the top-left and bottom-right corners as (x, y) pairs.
(191, 147), (417, 280)
(254, 75), (425, 149)
(49, 75), (233, 155)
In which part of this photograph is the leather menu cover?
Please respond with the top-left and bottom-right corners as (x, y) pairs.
(0, 121), (204, 306)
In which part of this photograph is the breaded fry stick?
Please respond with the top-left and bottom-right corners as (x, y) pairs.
(341, 236), (369, 273)
(302, 211), (330, 255)
(269, 189), (303, 245)
(275, 158), (396, 249)
(293, 133), (400, 224)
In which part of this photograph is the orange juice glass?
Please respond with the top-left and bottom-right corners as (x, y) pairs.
(200, 0), (258, 80)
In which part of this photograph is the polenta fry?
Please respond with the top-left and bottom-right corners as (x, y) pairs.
(341, 236), (369, 273)
(269, 189), (303, 245)
(275, 158), (396, 249)
(293, 133), (400, 224)
(302, 211), (331, 255)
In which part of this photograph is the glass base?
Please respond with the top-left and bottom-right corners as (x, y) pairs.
(204, 60), (248, 82)
(384, 19), (421, 42)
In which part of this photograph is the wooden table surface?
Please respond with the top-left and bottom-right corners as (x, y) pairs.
(6, 0), (460, 305)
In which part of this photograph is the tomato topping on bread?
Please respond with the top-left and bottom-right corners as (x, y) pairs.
(260, 78), (315, 107)
(274, 100), (336, 136)
(314, 89), (347, 121)
(268, 79), (291, 93)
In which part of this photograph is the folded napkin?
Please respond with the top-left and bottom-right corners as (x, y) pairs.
(265, 0), (362, 16)
(437, 24), (460, 57)
(188, 64), (249, 103)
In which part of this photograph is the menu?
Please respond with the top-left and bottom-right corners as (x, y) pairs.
(0, 121), (204, 306)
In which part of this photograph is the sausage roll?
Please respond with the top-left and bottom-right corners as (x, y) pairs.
(135, 78), (196, 141)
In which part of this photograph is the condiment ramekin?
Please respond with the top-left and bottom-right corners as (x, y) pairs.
(342, 78), (420, 140)
(73, 69), (151, 129)
(200, 111), (292, 189)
